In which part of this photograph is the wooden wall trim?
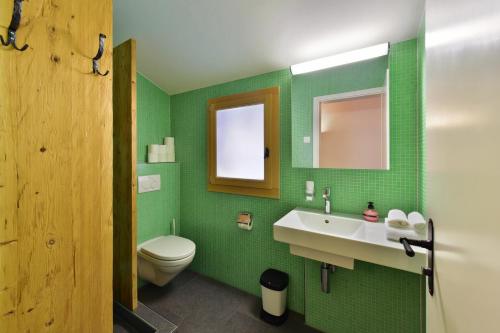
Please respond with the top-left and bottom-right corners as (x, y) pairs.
(113, 39), (138, 310)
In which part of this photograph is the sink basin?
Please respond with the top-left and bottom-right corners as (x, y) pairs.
(285, 209), (363, 236)
(273, 208), (426, 274)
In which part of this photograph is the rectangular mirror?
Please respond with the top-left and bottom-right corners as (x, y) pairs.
(292, 56), (390, 170)
(313, 87), (388, 169)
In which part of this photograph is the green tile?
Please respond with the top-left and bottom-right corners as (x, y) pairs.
(137, 73), (171, 163)
(137, 163), (180, 244)
(417, 20), (426, 214)
(305, 260), (424, 333)
(135, 74), (179, 287)
(168, 39), (423, 332)
(136, 73), (178, 244)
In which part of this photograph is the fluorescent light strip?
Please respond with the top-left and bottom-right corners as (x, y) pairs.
(290, 43), (389, 75)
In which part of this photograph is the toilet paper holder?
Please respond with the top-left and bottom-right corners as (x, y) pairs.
(237, 212), (253, 230)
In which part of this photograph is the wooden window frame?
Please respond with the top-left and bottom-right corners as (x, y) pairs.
(208, 87), (280, 199)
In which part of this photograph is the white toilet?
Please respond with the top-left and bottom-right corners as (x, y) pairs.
(137, 235), (196, 287)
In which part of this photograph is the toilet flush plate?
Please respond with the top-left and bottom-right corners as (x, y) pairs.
(138, 175), (161, 193)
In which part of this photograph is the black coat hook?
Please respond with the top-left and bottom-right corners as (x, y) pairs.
(0, 0), (29, 51)
(92, 33), (109, 76)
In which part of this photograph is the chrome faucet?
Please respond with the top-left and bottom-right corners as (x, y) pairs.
(322, 187), (331, 214)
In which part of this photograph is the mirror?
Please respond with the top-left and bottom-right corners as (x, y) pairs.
(291, 56), (390, 169)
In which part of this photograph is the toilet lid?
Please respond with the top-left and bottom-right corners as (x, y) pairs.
(140, 236), (196, 261)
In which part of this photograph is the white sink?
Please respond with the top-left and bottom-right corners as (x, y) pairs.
(286, 209), (363, 236)
(273, 208), (426, 274)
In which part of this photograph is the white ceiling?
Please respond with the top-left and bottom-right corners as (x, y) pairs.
(113, 0), (424, 95)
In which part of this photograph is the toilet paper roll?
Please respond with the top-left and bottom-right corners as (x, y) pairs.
(158, 145), (168, 162)
(148, 144), (160, 163)
(163, 137), (175, 162)
(238, 221), (253, 231)
(148, 144), (160, 153)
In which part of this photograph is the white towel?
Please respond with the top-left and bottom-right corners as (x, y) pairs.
(408, 212), (427, 234)
(385, 220), (426, 242)
(387, 209), (410, 229)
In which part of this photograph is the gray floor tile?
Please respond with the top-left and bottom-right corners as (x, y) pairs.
(221, 311), (275, 333)
(139, 270), (322, 333)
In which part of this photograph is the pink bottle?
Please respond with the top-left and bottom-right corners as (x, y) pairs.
(363, 202), (379, 222)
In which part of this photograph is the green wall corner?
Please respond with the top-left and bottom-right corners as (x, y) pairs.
(136, 73), (179, 287)
(137, 162), (180, 244)
(137, 73), (172, 163)
(136, 72), (178, 244)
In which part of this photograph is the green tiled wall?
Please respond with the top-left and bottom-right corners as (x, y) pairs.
(171, 69), (306, 313)
(137, 73), (172, 163)
(305, 41), (424, 333)
(417, 19), (426, 213)
(136, 73), (179, 244)
(292, 56), (388, 168)
(305, 260), (422, 333)
(137, 163), (180, 244)
(171, 39), (422, 332)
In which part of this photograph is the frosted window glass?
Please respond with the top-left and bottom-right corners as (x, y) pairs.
(216, 104), (264, 180)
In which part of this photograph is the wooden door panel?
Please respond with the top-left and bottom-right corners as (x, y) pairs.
(0, 3), (18, 332)
(70, 0), (113, 331)
(0, 0), (113, 331)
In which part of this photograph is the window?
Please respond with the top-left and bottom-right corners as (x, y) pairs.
(208, 87), (280, 198)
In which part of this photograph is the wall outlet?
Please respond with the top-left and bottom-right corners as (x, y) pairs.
(303, 136), (311, 144)
(138, 174), (161, 193)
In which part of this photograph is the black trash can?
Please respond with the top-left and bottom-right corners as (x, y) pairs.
(260, 269), (289, 325)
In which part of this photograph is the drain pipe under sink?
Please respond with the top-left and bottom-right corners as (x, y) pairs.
(320, 263), (336, 293)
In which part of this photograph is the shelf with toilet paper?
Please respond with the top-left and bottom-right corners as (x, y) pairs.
(147, 137), (176, 163)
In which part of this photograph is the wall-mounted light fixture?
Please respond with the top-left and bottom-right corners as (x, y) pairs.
(290, 42), (389, 75)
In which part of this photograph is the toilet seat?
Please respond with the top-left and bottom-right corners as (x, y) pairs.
(138, 250), (195, 268)
(137, 235), (196, 286)
(139, 235), (196, 262)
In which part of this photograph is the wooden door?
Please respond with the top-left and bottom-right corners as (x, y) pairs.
(425, 0), (500, 332)
(0, 0), (113, 332)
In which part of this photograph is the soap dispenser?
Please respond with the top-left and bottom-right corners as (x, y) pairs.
(363, 202), (379, 222)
